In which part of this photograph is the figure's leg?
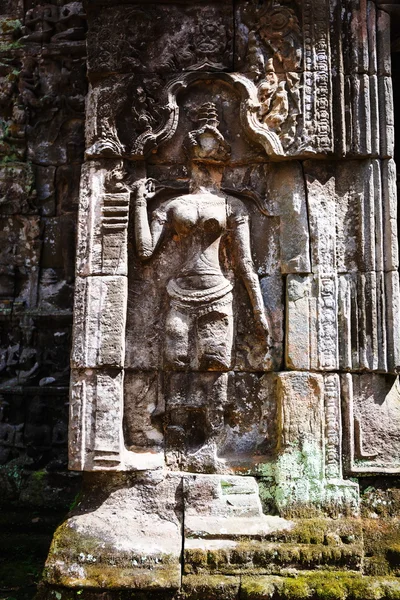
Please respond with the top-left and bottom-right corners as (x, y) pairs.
(196, 304), (234, 371)
(164, 305), (190, 369)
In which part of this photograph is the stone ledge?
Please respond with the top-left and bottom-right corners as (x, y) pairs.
(35, 572), (400, 600)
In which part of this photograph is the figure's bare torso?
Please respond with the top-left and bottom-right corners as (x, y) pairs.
(161, 191), (229, 291)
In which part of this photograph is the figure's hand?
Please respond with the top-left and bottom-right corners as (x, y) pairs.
(255, 310), (271, 341)
(134, 178), (157, 202)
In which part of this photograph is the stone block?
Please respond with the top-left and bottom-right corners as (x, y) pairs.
(305, 159), (395, 274)
(369, 74), (380, 155)
(0, 215), (41, 308)
(286, 274), (318, 371)
(240, 573), (400, 600)
(377, 9), (391, 76)
(27, 110), (85, 167)
(56, 164), (81, 213)
(0, 162), (35, 215)
(382, 159), (398, 271)
(342, 373), (400, 474)
(183, 474), (293, 551)
(181, 575), (240, 600)
(274, 372), (325, 507)
(272, 372), (359, 515)
(69, 368), (124, 471)
(35, 166), (56, 216)
(85, 75), (167, 159)
(261, 162), (310, 274)
(385, 271), (400, 373)
(76, 161), (131, 277)
(163, 372), (277, 474)
(123, 370), (164, 452)
(44, 472), (183, 589)
(286, 274), (338, 372)
(37, 268), (74, 313)
(71, 276), (127, 369)
(367, 1), (378, 76)
(338, 272), (386, 372)
(69, 368), (165, 472)
(41, 216), (76, 276)
(337, 268), (400, 375)
(304, 163), (336, 273)
(379, 76), (394, 158)
(342, 0), (369, 75)
(235, 0), (333, 156)
(344, 74), (372, 156)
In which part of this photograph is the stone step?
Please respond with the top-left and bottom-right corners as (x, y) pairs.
(184, 539), (363, 575)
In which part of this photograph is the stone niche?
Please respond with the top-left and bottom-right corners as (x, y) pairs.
(43, 0), (400, 596)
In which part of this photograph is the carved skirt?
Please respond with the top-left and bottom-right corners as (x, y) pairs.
(166, 278), (233, 317)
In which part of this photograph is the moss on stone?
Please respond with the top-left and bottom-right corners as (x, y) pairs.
(363, 518), (400, 576)
(361, 483), (400, 519)
(241, 573), (400, 600)
(181, 574), (240, 600)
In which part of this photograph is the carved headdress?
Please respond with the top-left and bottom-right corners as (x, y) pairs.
(186, 102), (231, 163)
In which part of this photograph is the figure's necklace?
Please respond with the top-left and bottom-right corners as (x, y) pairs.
(188, 191), (226, 207)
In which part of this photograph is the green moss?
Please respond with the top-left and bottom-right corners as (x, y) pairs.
(282, 578), (311, 600)
(206, 548), (229, 570)
(44, 562), (181, 590)
(181, 574), (240, 600)
(386, 544), (400, 567)
(241, 576), (279, 600)
(384, 581), (400, 600)
(242, 573), (400, 600)
(45, 520), (181, 589)
(33, 470), (47, 482)
(363, 519), (400, 575)
(0, 18), (22, 34)
(311, 575), (347, 600)
(361, 485), (400, 518)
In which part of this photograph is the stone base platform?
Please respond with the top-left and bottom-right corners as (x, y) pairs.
(37, 471), (392, 599)
(41, 471), (294, 590)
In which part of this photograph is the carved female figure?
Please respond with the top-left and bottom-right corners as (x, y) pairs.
(133, 103), (269, 371)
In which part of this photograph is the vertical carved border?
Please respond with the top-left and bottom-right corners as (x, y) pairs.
(318, 274), (339, 370)
(303, 0), (333, 152)
(324, 374), (342, 479)
(69, 161), (129, 471)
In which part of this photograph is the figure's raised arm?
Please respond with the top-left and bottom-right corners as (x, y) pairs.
(133, 178), (167, 260)
(228, 198), (270, 339)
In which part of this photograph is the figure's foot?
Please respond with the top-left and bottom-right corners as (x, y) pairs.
(199, 352), (230, 371)
(164, 355), (190, 370)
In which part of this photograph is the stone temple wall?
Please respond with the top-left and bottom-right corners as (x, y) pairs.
(0, 0), (85, 499)
(2, 0), (400, 599)
(0, 1), (85, 593)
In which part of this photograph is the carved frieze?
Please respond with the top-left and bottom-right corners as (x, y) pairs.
(86, 4), (233, 75)
(235, 0), (333, 155)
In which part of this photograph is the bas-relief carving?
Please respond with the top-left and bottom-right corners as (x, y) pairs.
(133, 104), (270, 373)
(69, 0), (400, 487)
(84, 0), (335, 161)
(86, 4), (233, 75)
(124, 104), (272, 472)
(20, 2), (86, 45)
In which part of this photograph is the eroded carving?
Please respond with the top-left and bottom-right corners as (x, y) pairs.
(87, 4), (232, 75)
(20, 2), (86, 44)
(132, 103), (270, 372)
